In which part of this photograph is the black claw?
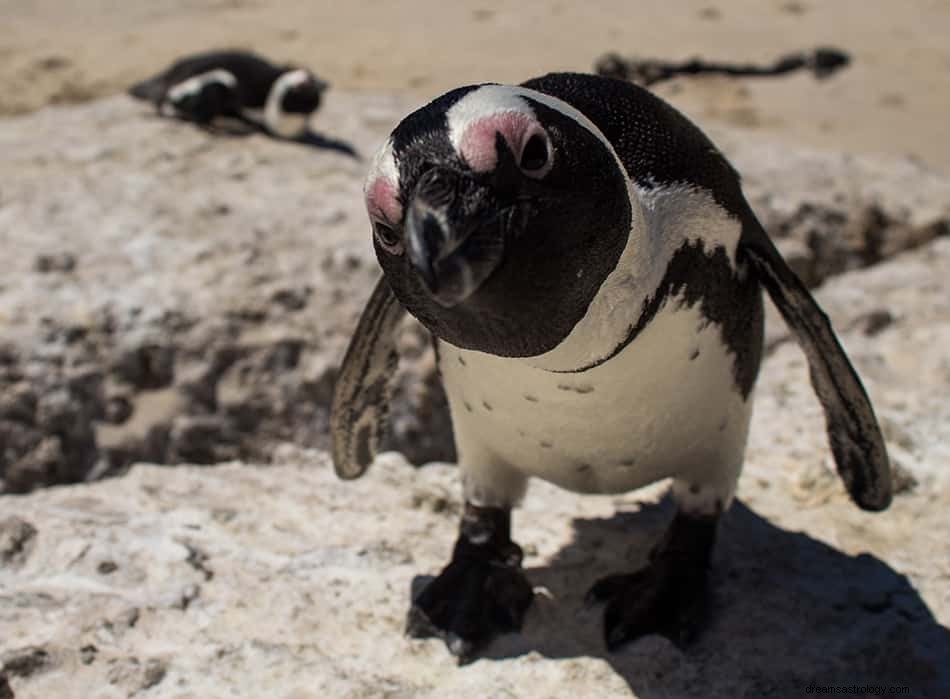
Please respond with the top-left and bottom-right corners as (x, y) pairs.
(593, 562), (709, 651)
(407, 555), (534, 658)
(406, 504), (534, 660)
(589, 511), (718, 652)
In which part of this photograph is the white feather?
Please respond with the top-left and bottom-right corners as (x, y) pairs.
(165, 69), (237, 103)
(255, 68), (312, 139)
(441, 296), (752, 508)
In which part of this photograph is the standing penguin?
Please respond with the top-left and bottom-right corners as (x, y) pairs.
(129, 50), (327, 139)
(331, 73), (891, 660)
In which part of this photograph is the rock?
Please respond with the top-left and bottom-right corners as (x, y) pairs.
(262, 337), (305, 371)
(747, 237), (950, 512)
(270, 286), (311, 312)
(0, 421), (43, 491)
(0, 646), (51, 679)
(31, 389), (69, 433)
(78, 645), (97, 666)
(111, 342), (175, 390)
(384, 336), (457, 466)
(33, 252), (76, 273)
(65, 366), (104, 418)
(31, 388), (98, 484)
(106, 657), (167, 694)
(0, 440), (946, 697)
(298, 355), (337, 407)
(0, 517), (37, 567)
(5, 437), (63, 492)
(726, 135), (950, 289)
(102, 393), (133, 424)
(0, 383), (37, 424)
(167, 415), (238, 465)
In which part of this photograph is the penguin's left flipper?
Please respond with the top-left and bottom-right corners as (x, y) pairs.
(176, 82), (240, 125)
(330, 277), (406, 479)
(739, 216), (892, 511)
(587, 511), (717, 650)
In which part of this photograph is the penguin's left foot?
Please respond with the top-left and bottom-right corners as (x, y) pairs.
(586, 510), (718, 651)
(405, 504), (534, 662)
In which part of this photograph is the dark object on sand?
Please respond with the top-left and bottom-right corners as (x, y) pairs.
(129, 50), (327, 139)
(596, 47), (850, 86)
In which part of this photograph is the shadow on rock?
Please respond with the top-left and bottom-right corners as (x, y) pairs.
(479, 501), (949, 697)
(294, 130), (360, 159)
(143, 113), (360, 159)
(203, 122), (360, 159)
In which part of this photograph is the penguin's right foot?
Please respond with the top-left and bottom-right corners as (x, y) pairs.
(585, 510), (718, 651)
(405, 504), (534, 663)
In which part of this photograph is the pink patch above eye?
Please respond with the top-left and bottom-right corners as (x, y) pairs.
(366, 176), (401, 224)
(459, 112), (537, 172)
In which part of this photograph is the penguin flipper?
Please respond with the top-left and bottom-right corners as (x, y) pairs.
(740, 219), (891, 511)
(330, 276), (406, 479)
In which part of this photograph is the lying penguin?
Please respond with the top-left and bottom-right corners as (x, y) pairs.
(129, 50), (327, 139)
(331, 72), (891, 659)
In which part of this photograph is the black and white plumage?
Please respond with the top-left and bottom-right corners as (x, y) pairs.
(331, 73), (891, 659)
(129, 50), (327, 139)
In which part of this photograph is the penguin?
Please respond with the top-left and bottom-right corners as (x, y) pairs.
(330, 73), (891, 660)
(129, 50), (327, 139)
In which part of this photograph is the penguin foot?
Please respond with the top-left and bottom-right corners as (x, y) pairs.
(406, 504), (534, 662)
(585, 511), (718, 651)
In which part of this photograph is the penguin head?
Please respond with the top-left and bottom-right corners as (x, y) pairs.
(277, 69), (327, 114)
(364, 84), (633, 357)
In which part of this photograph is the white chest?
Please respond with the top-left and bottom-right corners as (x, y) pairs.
(438, 297), (754, 495)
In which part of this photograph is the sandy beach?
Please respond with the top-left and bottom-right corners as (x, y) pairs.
(3, 0), (950, 170)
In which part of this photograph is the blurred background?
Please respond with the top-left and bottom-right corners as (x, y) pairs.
(3, 0), (950, 168)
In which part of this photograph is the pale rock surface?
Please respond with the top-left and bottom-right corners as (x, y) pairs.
(2, 238), (949, 697)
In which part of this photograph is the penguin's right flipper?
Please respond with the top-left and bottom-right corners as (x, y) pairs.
(330, 276), (406, 479)
(740, 216), (891, 511)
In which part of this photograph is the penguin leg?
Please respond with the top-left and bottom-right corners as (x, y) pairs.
(406, 501), (534, 662)
(586, 477), (731, 651)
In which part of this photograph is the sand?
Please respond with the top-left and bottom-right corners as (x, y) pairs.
(2, 0), (950, 171)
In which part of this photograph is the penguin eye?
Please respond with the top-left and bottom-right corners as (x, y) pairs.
(519, 132), (551, 176)
(373, 220), (404, 255)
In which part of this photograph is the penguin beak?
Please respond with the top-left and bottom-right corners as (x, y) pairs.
(405, 168), (505, 308)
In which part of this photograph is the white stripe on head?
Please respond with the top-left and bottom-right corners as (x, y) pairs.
(264, 68), (313, 139)
(364, 137), (403, 224)
(446, 86), (534, 162)
(445, 84), (625, 176)
(366, 137), (399, 192)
